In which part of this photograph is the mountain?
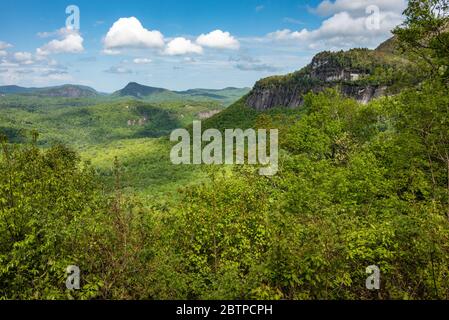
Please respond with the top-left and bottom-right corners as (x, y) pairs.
(0, 81), (249, 106)
(0, 84), (99, 98)
(36, 85), (99, 98)
(176, 87), (249, 98)
(375, 36), (400, 55)
(175, 87), (251, 104)
(113, 82), (250, 106)
(112, 82), (168, 98)
(245, 38), (413, 110)
(0, 85), (38, 94)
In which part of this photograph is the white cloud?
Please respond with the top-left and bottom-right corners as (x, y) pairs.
(14, 52), (32, 61)
(0, 41), (12, 50)
(313, 0), (407, 17)
(133, 58), (152, 64)
(268, 0), (405, 50)
(37, 29), (84, 55)
(37, 27), (80, 39)
(0, 59), (19, 68)
(47, 58), (59, 66)
(164, 37), (203, 56)
(13, 52), (34, 65)
(103, 17), (164, 49)
(256, 5), (265, 12)
(0, 41), (65, 85)
(0, 59), (72, 86)
(196, 30), (240, 50)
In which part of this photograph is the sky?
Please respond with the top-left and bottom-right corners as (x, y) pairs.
(0, 0), (408, 92)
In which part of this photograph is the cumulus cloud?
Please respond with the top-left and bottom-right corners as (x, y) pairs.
(13, 52), (34, 65)
(267, 0), (406, 50)
(0, 55), (71, 85)
(133, 58), (152, 64)
(164, 37), (203, 56)
(0, 42), (11, 58)
(196, 30), (240, 50)
(0, 41), (12, 50)
(37, 29), (84, 55)
(312, 0), (407, 17)
(103, 17), (164, 49)
(0, 59), (19, 68)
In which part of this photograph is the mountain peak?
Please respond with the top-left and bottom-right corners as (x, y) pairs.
(124, 82), (141, 87)
(114, 82), (168, 98)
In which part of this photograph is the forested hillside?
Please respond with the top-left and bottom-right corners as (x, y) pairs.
(1, 0), (449, 300)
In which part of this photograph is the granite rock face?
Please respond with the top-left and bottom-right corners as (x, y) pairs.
(246, 84), (323, 111)
(341, 84), (388, 104)
(246, 46), (399, 110)
(246, 81), (387, 111)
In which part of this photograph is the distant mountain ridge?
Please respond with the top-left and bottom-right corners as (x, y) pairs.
(111, 82), (250, 105)
(0, 82), (250, 105)
(0, 85), (39, 94)
(0, 84), (99, 98)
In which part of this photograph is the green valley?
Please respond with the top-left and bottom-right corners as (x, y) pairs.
(1, 0), (449, 302)
(0, 84), (248, 197)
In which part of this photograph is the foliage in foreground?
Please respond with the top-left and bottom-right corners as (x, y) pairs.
(1, 0), (449, 300)
(2, 80), (449, 299)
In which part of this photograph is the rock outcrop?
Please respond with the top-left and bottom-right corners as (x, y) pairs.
(246, 84), (323, 111)
(198, 110), (221, 119)
(246, 42), (405, 110)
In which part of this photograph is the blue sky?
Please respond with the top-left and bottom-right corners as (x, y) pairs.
(0, 0), (407, 92)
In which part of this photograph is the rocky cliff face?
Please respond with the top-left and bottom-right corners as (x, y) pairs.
(246, 84), (323, 111)
(340, 84), (388, 104)
(246, 44), (403, 110)
(246, 83), (388, 111)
